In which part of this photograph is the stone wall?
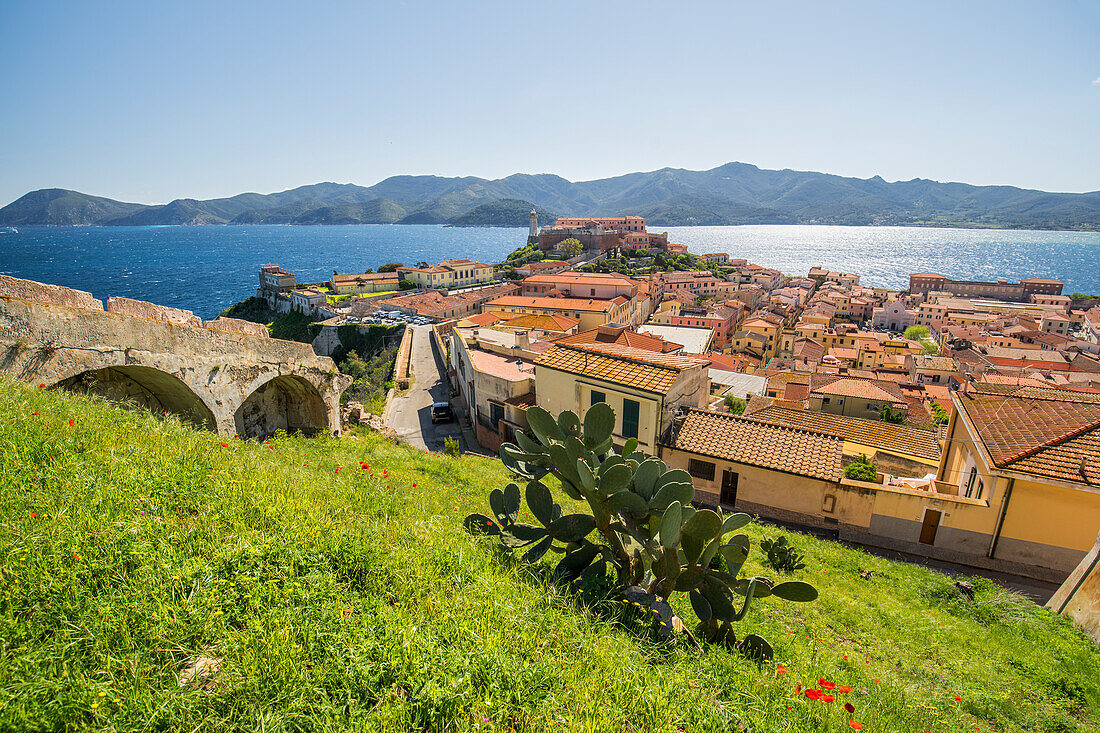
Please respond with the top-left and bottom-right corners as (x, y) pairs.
(203, 317), (269, 339)
(105, 296), (202, 326)
(0, 274), (103, 311)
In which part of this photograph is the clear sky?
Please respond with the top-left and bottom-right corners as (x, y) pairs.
(1, 0), (1098, 205)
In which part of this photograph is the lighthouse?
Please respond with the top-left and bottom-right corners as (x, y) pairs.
(528, 209), (539, 244)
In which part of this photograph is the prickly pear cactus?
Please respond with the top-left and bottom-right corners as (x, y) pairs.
(464, 403), (818, 658)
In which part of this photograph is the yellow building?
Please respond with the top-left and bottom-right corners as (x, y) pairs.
(397, 259), (496, 290)
(484, 295), (632, 331)
(534, 342), (709, 454)
(329, 272), (400, 295)
(659, 382), (1100, 581)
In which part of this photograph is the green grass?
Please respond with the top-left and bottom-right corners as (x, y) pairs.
(3, 380), (1100, 732)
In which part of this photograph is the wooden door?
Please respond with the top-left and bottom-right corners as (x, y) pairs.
(720, 470), (738, 507)
(919, 509), (941, 545)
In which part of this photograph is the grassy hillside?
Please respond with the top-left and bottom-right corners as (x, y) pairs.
(2, 380), (1099, 732)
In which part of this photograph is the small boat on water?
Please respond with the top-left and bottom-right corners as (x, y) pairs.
(0, 227), (17, 234)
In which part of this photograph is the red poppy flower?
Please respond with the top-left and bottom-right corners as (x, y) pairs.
(776, 664), (789, 674)
(954, 695), (962, 702)
(335, 467), (341, 474)
(73, 554), (80, 560)
(873, 679), (880, 683)
(819, 680), (836, 690)
(234, 434), (239, 439)
(821, 694), (835, 703)
(220, 442), (228, 448)
(849, 723), (863, 731)
(29, 512), (38, 518)
(845, 702), (855, 713)
(804, 689), (822, 700)
(485, 520), (493, 526)
(838, 686), (852, 693)
(37, 384), (45, 389)
(68, 419), (74, 427)
(795, 685), (802, 694)
(33, 411), (39, 415)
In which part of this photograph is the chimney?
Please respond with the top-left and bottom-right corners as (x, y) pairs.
(516, 329), (530, 350)
(597, 322), (630, 337)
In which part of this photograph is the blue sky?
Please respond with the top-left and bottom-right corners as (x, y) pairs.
(1, 0), (1098, 205)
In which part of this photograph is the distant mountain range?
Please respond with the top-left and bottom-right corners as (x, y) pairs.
(4, 162), (1100, 230)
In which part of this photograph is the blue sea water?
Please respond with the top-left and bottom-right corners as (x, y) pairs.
(1, 224), (1098, 319)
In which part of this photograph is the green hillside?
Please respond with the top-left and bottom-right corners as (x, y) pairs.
(448, 198), (556, 227)
(2, 380), (1099, 732)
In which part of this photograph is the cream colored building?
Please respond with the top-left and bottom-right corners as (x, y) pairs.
(534, 342), (709, 454)
(397, 259), (495, 290)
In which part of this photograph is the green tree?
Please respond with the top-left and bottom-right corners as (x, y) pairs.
(903, 325), (930, 341)
(377, 262), (403, 273)
(398, 279), (416, 291)
(723, 395), (746, 414)
(559, 237), (583, 257)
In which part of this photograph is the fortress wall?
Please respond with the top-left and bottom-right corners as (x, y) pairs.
(105, 296), (202, 326)
(203, 317), (269, 339)
(0, 274), (103, 311)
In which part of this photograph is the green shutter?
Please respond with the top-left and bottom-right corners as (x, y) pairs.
(622, 399), (640, 439)
(590, 390), (606, 406)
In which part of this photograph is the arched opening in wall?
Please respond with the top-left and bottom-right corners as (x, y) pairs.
(55, 366), (215, 430)
(234, 375), (327, 439)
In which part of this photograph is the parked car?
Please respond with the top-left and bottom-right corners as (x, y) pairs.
(431, 402), (455, 423)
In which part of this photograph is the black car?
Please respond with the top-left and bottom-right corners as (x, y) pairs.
(431, 402), (455, 423)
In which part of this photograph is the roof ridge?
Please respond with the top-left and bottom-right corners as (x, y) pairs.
(683, 408), (841, 443)
(1000, 416), (1100, 465)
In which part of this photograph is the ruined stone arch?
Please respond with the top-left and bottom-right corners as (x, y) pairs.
(54, 364), (217, 430)
(233, 373), (328, 439)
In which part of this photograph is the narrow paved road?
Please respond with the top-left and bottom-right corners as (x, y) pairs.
(386, 325), (461, 451)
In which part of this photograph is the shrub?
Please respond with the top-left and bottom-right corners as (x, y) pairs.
(759, 536), (806, 573)
(398, 279), (416, 291)
(880, 405), (905, 424)
(723, 395), (746, 414)
(931, 402), (950, 426)
(844, 455), (878, 482)
(377, 262), (403, 273)
(903, 325), (930, 341)
(464, 403), (817, 658)
(443, 436), (461, 457)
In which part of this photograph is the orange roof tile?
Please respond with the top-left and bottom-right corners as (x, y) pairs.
(955, 387), (1100, 485)
(749, 406), (941, 461)
(663, 410), (843, 482)
(534, 344), (702, 394)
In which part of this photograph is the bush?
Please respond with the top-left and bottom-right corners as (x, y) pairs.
(377, 262), (403, 273)
(931, 402), (950, 426)
(464, 403), (818, 658)
(759, 536), (806, 573)
(844, 455), (878, 481)
(903, 325), (930, 341)
(723, 395), (746, 414)
(880, 405), (905, 424)
(443, 436), (461, 457)
(398, 279), (416, 291)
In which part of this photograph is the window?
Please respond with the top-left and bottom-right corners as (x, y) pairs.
(622, 398), (640, 439)
(688, 459), (716, 481)
(965, 467), (978, 498)
(866, 403), (879, 411)
(490, 402), (504, 427)
(822, 397), (831, 404)
(590, 390), (606, 406)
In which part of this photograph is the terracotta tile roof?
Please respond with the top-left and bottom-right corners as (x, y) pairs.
(955, 388), (1100, 486)
(663, 409), (843, 482)
(748, 405), (941, 461)
(811, 376), (907, 404)
(486, 296), (618, 312)
(499, 313), (580, 332)
(534, 343), (702, 394)
(467, 350), (536, 382)
(969, 383), (1100, 403)
(504, 392), (536, 408)
(461, 312), (503, 327)
(332, 273), (398, 285)
(555, 327), (681, 353)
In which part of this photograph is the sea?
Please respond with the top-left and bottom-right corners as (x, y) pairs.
(1, 224), (1098, 319)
